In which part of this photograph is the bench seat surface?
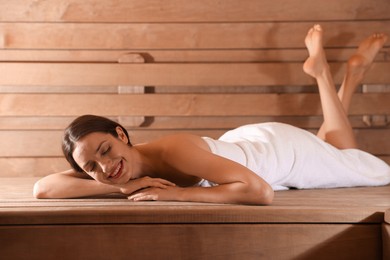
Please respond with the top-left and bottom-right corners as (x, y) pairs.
(1, 177), (389, 225)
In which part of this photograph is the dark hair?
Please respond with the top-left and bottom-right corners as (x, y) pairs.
(62, 115), (132, 172)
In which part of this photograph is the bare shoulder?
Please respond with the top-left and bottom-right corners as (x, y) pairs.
(137, 134), (213, 173)
(146, 133), (211, 153)
(135, 133), (214, 184)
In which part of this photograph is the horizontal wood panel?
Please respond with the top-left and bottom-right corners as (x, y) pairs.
(1, 116), (386, 130)
(0, 48), (388, 63)
(0, 85), (326, 94)
(1, 0), (389, 22)
(136, 116), (390, 131)
(0, 158), (69, 177)
(0, 131), (63, 157)
(0, 224), (381, 259)
(0, 93), (389, 116)
(1, 129), (388, 157)
(1, 22), (390, 50)
(1, 63), (390, 86)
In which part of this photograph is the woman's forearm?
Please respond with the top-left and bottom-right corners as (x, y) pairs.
(33, 171), (120, 199)
(129, 181), (274, 205)
(177, 183), (274, 205)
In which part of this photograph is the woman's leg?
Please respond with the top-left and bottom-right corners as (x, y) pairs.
(302, 25), (354, 149)
(316, 32), (388, 141)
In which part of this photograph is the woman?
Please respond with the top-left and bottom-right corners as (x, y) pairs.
(33, 25), (390, 205)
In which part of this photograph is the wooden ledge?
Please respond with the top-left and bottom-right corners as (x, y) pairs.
(1, 177), (390, 225)
(385, 209), (390, 224)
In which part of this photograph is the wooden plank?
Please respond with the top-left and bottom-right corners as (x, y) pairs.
(0, 93), (389, 116)
(382, 156), (390, 165)
(0, 85), (119, 94)
(1, 115), (385, 130)
(130, 116), (390, 131)
(1, 0), (389, 22)
(0, 130), (63, 157)
(0, 158), (69, 177)
(0, 85), (320, 94)
(1, 128), (388, 157)
(0, 48), (388, 63)
(1, 62), (390, 86)
(384, 223), (390, 260)
(1, 178), (390, 223)
(386, 209), (390, 224)
(1, 21), (390, 50)
(0, 116), (317, 130)
(355, 131), (390, 156)
(0, 224), (381, 259)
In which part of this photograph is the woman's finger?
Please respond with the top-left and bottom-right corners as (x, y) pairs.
(128, 193), (157, 201)
(155, 178), (176, 186)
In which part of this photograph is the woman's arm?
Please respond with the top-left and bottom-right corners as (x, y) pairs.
(129, 179), (273, 205)
(33, 169), (120, 199)
(130, 134), (274, 205)
(33, 170), (176, 199)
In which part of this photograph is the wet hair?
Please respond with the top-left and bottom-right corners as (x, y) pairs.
(62, 115), (132, 172)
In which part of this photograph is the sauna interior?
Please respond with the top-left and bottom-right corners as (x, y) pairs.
(0, 1), (390, 259)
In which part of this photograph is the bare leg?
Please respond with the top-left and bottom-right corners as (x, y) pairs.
(317, 32), (388, 140)
(303, 25), (356, 149)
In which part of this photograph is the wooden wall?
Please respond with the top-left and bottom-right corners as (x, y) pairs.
(0, 0), (389, 177)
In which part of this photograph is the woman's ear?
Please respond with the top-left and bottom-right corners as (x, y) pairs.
(115, 126), (129, 144)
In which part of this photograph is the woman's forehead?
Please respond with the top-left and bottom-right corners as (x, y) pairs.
(73, 132), (111, 159)
(77, 132), (109, 146)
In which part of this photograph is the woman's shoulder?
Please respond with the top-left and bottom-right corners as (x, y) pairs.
(137, 133), (210, 154)
(153, 133), (206, 144)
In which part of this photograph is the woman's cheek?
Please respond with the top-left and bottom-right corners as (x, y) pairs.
(88, 172), (106, 184)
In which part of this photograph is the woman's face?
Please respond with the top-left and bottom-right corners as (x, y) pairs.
(72, 127), (133, 185)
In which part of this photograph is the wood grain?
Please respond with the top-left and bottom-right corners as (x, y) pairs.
(0, 93), (389, 116)
(0, 1), (389, 259)
(1, 62), (389, 86)
(0, 115), (384, 130)
(0, 224), (381, 259)
(1, 0), (389, 22)
(1, 22), (390, 50)
(1, 178), (390, 224)
(0, 48), (388, 63)
(384, 223), (390, 260)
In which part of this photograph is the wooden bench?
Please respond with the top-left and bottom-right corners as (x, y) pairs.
(0, 0), (389, 259)
(385, 210), (390, 259)
(1, 177), (390, 259)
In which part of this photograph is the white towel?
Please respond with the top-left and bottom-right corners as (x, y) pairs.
(202, 123), (390, 191)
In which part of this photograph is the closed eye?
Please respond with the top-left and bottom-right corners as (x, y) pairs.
(89, 162), (96, 172)
(102, 146), (111, 155)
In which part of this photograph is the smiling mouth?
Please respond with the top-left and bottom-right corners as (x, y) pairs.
(109, 160), (123, 179)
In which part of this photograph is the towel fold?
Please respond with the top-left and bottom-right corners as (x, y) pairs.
(202, 123), (390, 191)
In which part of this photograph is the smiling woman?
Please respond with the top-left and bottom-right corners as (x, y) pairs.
(33, 25), (390, 205)
(33, 113), (274, 204)
(62, 114), (133, 173)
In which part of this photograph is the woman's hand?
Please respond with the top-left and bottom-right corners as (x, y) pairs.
(127, 186), (181, 201)
(116, 176), (176, 195)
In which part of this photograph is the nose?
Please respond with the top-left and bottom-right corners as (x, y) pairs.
(99, 157), (113, 174)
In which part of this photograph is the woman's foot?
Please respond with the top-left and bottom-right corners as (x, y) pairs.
(346, 33), (388, 83)
(303, 24), (329, 78)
